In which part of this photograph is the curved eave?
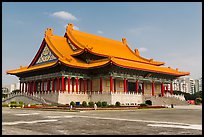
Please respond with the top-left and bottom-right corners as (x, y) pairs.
(6, 61), (59, 75)
(111, 58), (190, 77)
(60, 58), (111, 69)
(124, 44), (165, 66)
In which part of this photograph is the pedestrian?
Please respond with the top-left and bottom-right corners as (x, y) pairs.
(94, 103), (97, 110)
(70, 105), (72, 110)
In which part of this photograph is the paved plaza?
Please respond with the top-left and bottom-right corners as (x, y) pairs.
(2, 106), (202, 135)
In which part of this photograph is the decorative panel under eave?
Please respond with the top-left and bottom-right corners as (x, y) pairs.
(34, 44), (58, 65)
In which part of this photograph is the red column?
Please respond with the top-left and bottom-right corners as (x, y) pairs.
(110, 76), (113, 93)
(161, 82), (164, 97)
(52, 78), (55, 93)
(72, 78), (75, 93)
(142, 82), (144, 95)
(42, 80), (44, 93)
(136, 80), (138, 94)
(84, 79), (87, 93)
(22, 82), (24, 92)
(76, 77), (78, 94)
(152, 81), (155, 96)
(47, 79), (50, 93)
(100, 77), (103, 93)
(124, 78), (126, 93)
(68, 77), (70, 93)
(170, 82), (173, 95)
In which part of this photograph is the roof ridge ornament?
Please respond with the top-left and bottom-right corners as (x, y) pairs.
(134, 48), (140, 56)
(66, 23), (74, 32)
(45, 28), (53, 37)
(122, 38), (127, 45)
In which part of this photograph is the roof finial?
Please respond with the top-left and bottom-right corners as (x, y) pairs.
(66, 23), (74, 32)
(134, 48), (140, 56)
(45, 28), (53, 37)
(122, 38), (127, 45)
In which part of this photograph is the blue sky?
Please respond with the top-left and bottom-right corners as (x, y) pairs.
(2, 2), (202, 86)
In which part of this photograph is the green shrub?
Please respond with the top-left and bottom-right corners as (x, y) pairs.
(19, 101), (24, 105)
(88, 102), (94, 107)
(82, 101), (87, 107)
(96, 101), (102, 107)
(145, 100), (152, 106)
(70, 101), (76, 107)
(2, 103), (8, 107)
(102, 101), (108, 107)
(195, 98), (202, 105)
(115, 101), (121, 107)
(10, 101), (17, 104)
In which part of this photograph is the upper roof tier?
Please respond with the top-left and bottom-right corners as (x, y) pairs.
(6, 23), (190, 77)
(65, 23), (165, 66)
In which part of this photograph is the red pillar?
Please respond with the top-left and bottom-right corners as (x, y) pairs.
(34, 81), (36, 93)
(52, 78), (55, 93)
(100, 77), (103, 93)
(170, 82), (173, 95)
(72, 78), (75, 93)
(142, 82), (144, 95)
(152, 81), (155, 96)
(124, 78), (127, 93)
(76, 77), (78, 94)
(110, 76), (113, 93)
(161, 82), (164, 97)
(68, 77), (70, 93)
(84, 79), (87, 93)
(61, 76), (65, 92)
(136, 80), (138, 94)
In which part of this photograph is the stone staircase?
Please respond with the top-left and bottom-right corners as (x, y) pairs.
(143, 95), (188, 106)
(2, 93), (55, 105)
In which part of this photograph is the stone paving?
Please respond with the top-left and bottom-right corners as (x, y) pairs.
(2, 105), (202, 135)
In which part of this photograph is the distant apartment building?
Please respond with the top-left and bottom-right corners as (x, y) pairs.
(2, 82), (20, 93)
(195, 77), (202, 92)
(173, 77), (199, 94)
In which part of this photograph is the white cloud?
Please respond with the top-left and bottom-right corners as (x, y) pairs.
(52, 11), (77, 21)
(138, 47), (147, 52)
(97, 30), (103, 34)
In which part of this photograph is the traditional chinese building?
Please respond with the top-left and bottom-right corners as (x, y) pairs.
(6, 23), (190, 105)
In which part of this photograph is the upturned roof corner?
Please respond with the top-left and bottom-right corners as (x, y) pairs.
(45, 28), (53, 37)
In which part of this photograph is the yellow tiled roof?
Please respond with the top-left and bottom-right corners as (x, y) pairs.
(111, 57), (190, 76)
(66, 23), (165, 66)
(6, 23), (190, 77)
